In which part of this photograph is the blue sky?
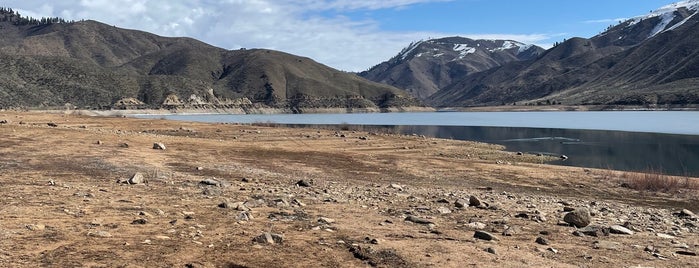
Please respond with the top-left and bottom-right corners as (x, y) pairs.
(4, 0), (684, 71)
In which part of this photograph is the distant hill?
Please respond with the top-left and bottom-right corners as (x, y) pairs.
(0, 8), (421, 112)
(359, 37), (545, 100)
(427, 1), (699, 107)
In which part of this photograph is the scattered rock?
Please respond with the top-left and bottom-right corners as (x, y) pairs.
(405, 216), (433, 225)
(237, 211), (254, 221)
(563, 208), (592, 228)
(454, 199), (467, 208)
(676, 250), (697, 256)
(152, 142), (166, 150)
(47, 122), (58, 127)
(467, 222), (487, 230)
(252, 232), (284, 244)
(535, 237), (550, 245)
(119, 143), (129, 148)
(132, 218), (148, 225)
(389, 184), (403, 191)
(548, 247), (559, 254)
(485, 247), (497, 254)
(0, 120), (8, 124)
(577, 225), (609, 237)
(88, 231), (112, 238)
(127, 172), (146, 185)
(96, 140), (103, 145)
(469, 196), (482, 207)
(473, 231), (498, 241)
(609, 225), (634, 235)
(593, 241), (620, 250)
(319, 217), (336, 224)
(200, 178), (225, 187)
(436, 207), (452, 214)
(296, 180), (312, 187)
(26, 224), (46, 231)
(657, 233), (675, 239)
(676, 209), (697, 219)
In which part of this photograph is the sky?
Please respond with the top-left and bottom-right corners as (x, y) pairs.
(3, 0), (685, 71)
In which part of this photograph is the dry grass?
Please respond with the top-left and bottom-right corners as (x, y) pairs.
(618, 170), (699, 193)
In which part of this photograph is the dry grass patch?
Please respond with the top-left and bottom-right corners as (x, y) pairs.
(617, 170), (699, 193)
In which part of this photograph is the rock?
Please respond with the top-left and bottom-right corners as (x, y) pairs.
(593, 241), (620, 250)
(318, 217), (336, 224)
(485, 247), (497, 254)
(153, 142), (166, 150)
(155, 235), (171, 240)
(535, 237), (550, 245)
(292, 199), (306, 207)
(657, 233), (676, 239)
(200, 178), (223, 187)
(88, 231), (112, 238)
(560, 155), (569, 160)
(563, 208), (592, 228)
(26, 224), (46, 231)
(296, 180), (312, 187)
(405, 216), (433, 225)
(548, 247), (558, 254)
(253, 232), (284, 244)
(132, 218), (148, 225)
(454, 199), (467, 208)
(127, 172), (146, 185)
(609, 225), (634, 235)
(467, 222), (486, 230)
(436, 207), (452, 214)
(677, 209), (697, 219)
(389, 184), (403, 191)
(676, 250), (697, 256)
(577, 225), (609, 237)
(644, 245), (657, 253)
(0, 120), (8, 124)
(474, 231), (498, 241)
(119, 143), (129, 148)
(96, 140), (103, 145)
(237, 211), (253, 221)
(469, 196), (482, 207)
(47, 122), (58, 127)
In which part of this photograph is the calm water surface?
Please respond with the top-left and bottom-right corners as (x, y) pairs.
(135, 111), (699, 176)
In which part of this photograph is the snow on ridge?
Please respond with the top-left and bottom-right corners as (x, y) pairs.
(626, 0), (699, 37)
(398, 40), (424, 60)
(517, 44), (534, 54)
(453, 44), (477, 59)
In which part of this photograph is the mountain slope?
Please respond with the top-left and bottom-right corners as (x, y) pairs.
(359, 37), (544, 100)
(428, 0), (699, 107)
(0, 9), (420, 111)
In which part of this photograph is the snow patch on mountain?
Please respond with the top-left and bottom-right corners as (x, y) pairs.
(453, 44), (477, 59)
(398, 40), (424, 60)
(627, 0), (699, 38)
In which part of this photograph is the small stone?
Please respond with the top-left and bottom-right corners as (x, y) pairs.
(548, 247), (558, 254)
(296, 180), (311, 187)
(454, 199), (467, 208)
(47, 122), (58, 127)
(467, 222), (487, 230)
(644, 245), (656, 252)
(657, 233), (676, 239)
(236, 211), (253, 221)
(485, 247), (497, 254)
(469, 196), (482, 207)
(535, 237), (550, 245)
(473, 231), (498, 241)
(252, 232), (283, 244)
(437, 207), (452, 214)
(127, 172), (146, 185)
(389, 184), (403, 190)
(677, 209), (697, 219)
(26, 224), (46, 231)
(577, 225), (608, 237)
(200, 178), (222, 187)
(155, 235), (171, 240)
(405, 216), (433, 225)
(593, 241), (620, 250)
(96, 140), (103, 145)
(132, 218), (148, 225)
(196, 167), (204, 171)
(609, 225), (634, 235)
(292, 199), (306, 207)
(676, 250), (697, 256)
(563, 208), (592, 228)
(119, 143), (129, 148)
(318, 217), (336, 224)
(153, 142), (166, 150)
(88, 231), (112, 238)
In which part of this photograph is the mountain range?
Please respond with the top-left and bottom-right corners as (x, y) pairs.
(364, 1), (699, 107)
(1, 1), (698, 111)
(0, 8), (420, 112)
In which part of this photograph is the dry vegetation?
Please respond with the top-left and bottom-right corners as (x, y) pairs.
(0, 111), (697, 267)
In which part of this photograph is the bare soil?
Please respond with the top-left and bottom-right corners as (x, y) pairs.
(0, 111), (697, 267)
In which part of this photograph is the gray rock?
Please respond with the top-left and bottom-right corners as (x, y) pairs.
(469, 196), (482, 207)
(485, 247), (497, 254)
(454, 199), (467, 208)
(467, 222), (487, 230)
(237, 211), (253, 221)
(563, 208), (592, 228)
(200, 178), (221, 186)
(676, 250), (697, 256)
(535, 237), (550, 245)
(153, 142), (166, 150)
(609, 225), (634, 235)
(677, 209), (697, 219)
(127, 172), (146, 184)
(318, 217), (336, 224)
(405, 216), (433, 225)
(473, 231), (498, 241)
(296, 180), (312, 187)
(577, 225), (609, 237)
(437, 207), (452, 214)
(132, 218), (148, 225)
(593, 241), (619, 250)
(253, 232), (284, 244)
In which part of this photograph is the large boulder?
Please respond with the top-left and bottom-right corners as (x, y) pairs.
(563, 208), (592, 228)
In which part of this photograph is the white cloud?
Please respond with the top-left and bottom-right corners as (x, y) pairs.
(5, 0), (556, 71)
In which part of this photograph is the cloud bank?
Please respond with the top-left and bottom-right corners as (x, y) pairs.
(6, 0), (554, 71)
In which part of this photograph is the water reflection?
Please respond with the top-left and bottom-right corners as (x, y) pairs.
(300, 125), (699, 177)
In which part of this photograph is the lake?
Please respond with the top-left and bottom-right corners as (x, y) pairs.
(134, 111), (699, 176)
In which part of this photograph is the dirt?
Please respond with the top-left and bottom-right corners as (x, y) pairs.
(0, 111), (697, 267)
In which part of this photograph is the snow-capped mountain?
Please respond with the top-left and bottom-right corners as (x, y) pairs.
(426, 0), (699, 107)
(359, 37), (544, 99)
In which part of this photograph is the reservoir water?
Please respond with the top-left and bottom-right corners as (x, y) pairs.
(135, 111), (699, 176)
